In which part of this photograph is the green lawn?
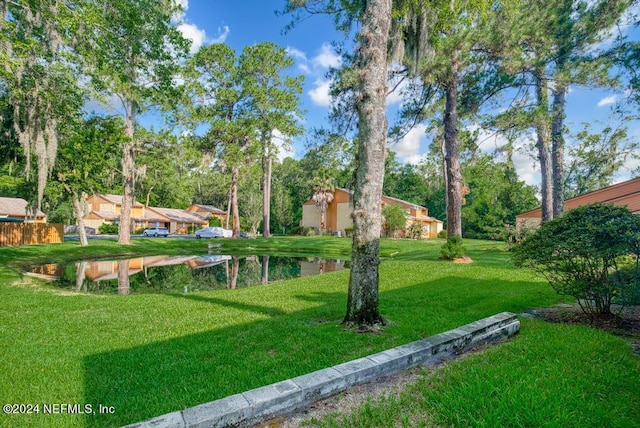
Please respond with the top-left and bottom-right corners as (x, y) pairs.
(0, 237), (638, 427)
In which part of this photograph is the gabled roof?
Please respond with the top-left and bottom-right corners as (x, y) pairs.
(97, 194), (144, 207)
(517, 177), (640, 218)
(0, 197), (46, 218)
(147, 207), (208, 224)
(187, 203), (226, 215)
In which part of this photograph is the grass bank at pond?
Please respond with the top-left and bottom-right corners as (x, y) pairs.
(0, 237), (638, 427)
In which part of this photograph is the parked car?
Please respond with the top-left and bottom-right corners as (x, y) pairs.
(142, 227), (169, 237)
(195, 226), (232, 239)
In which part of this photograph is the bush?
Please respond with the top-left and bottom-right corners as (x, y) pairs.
(610, 265), (640, 306)
(209, 217), (222, 227)
(504, 222), (537, 251)
(344, 227), (354, 237)
(289, 226), (304, 236)
(303, 227), (317, 236)
(382, 204), (407, 239)
(98, 223), (119, 234)
(437, 229), (447, 239)
(408, 223), (423, 240)
(513, 203), (640, 316)
(440, 236), (466, 260)
(289, 226), (317, 236)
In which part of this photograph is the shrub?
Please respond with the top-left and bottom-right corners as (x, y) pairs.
(98, 223), (119, 234)
(344, 227), (354, 237)
(303, 227), (317, 236)
(504, 222), (537, 251)
(289, 226), (304, 236)
(513, 203), (640, 316)
(408, 223), (423, 240)
(440, 236), (466, 260)
(209, 217), (222, 227)
(437, 229), (447, 239)
(382, 204), (407, 238)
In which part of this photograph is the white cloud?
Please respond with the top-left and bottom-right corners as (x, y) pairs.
(392, 124), (427, 163)
(178, 23), (207, 54)
(308, 78), (332, 107)
(311, 43), (341, 69)
(271, 129), (295, 161)
(286, 46), (311, 74)
(597, 95), (617, 107)
(211, 25), (230, 44)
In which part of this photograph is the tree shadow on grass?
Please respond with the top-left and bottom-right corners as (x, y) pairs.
(82, 276), (552, 427)
(171, 292), (287, 317)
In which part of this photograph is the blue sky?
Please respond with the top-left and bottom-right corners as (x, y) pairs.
(173, 0), (639, 187)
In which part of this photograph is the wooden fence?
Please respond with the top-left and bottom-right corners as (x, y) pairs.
(0, 223), (64, 247)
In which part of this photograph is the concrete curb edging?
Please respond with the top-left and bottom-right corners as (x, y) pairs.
(125, 312), (520, 428)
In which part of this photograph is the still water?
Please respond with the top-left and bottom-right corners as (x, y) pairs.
(28, 254), (349, 295)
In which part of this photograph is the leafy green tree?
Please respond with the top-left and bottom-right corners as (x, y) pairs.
(78, 0), (189, 244)
(382, 204), (406, 238)
(492, 0), (633, 220)
(513, 203), (640, 315)
(55, 116), (125, 246)
(186, 43), (264, 238)
(1, 0), (83, 212)
(240, 42), (304, 237)
(564, 123), (638, 198)
(272, 157), (310, 230)
(461, 155), (538, 239)
(384, 152), (429, 206)
(136, 132), (199, 208)
(393, 0), (496, 243)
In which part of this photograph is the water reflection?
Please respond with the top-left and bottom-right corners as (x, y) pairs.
(28, 254), (348, 295)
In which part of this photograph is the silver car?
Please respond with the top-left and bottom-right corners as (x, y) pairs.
(142, 227), (169, 237)
(195, 226), (232, 239)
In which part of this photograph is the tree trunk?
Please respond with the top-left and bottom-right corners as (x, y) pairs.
(117, 259), (130, 295)
(230, 256), (239, 289)
(75, 261), (87, 292)
(118, 101), (136, 245)
(230, 166), (240, 238)
(71, 192), (88, 247)
(443, 59), (462, 239)
(551, 84), (567, 218)
(534, 68), (553, 223)
(344, 0), (391, 327)
(262, 135), (272, 238)
(61, 181), (89, 247)
(261, 255), (269, 285)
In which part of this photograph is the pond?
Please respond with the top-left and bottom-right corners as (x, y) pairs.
(27, 254), (349, 295)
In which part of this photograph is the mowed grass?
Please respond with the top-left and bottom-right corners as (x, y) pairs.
(0, 237), (637, 427)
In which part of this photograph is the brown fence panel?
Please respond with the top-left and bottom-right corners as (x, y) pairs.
(0, 223), (64, 247)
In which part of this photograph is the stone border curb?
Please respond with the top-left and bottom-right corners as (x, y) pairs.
(125, 312), (519, 428)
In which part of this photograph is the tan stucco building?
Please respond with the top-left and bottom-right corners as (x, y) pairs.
(516, 177), (640, 229)
(301, 188), (443, 239)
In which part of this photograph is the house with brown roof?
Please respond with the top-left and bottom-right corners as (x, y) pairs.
(83, 194), (168, 232)
(0, 197), (47, 223)
(146, 206), (208, 234)
(516, 177), (640, 229)
(82, 194), (217, 234)
(185, 204), (228, 224)
(301, 188), (443, 239)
